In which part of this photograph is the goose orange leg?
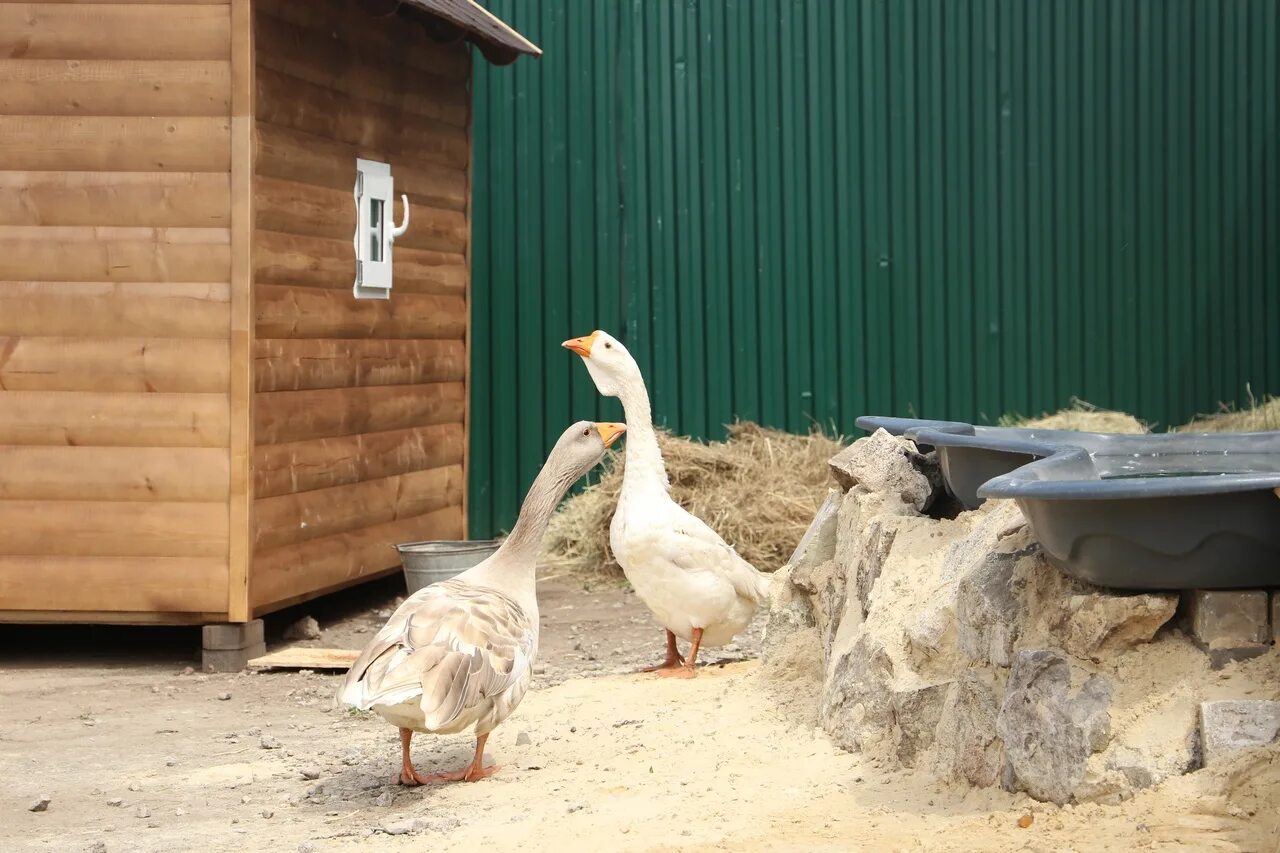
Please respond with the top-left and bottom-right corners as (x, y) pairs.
(640, 630), (685, 672)
(419, 732), (499, 784)
(657, 627), (702, 679)
(396, 728), (432, 786)
(395, 730), (499, 786)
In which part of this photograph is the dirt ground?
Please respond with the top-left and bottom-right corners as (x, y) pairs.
(3, 572), (1277, 853)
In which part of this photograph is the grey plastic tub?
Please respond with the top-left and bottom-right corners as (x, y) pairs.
(856, 416), (1090, 509)
(396, 539), (500, 594)
(855, 416), (1280, 590)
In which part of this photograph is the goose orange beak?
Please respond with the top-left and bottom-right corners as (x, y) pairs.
(561, 331), (599, 358)
(595, 422), (626, 448)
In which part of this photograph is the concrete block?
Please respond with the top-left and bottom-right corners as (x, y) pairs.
(1186, 591), (1270, 668)
(202, 619), (265, 651)
(202, 641), (266, 673)
(1199, 700), (1280, 766)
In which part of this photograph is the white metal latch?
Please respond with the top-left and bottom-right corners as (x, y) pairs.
(353, 158), (410, 300)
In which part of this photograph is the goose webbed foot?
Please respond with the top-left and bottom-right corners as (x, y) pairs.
(639, 629), (685, 672)
(654, 627), (703, 679)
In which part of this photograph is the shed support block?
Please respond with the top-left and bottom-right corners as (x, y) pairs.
(202, 619), (265, 671)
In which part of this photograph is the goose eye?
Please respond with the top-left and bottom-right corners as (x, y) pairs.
(583, 428), (590, 436)
(604, 342), (612, 349)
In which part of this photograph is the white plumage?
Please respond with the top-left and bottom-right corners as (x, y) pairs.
(564, 330), (772, 676)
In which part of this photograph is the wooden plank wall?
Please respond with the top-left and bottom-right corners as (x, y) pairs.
(0, 1), (233, 621)
(250, 0), (469, 613)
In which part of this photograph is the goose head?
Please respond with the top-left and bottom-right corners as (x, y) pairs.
(561, 329), (640, 398)
(547, 420), (627, 485)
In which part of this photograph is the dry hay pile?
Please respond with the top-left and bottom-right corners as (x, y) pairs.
(1000, 398), (1148, 434)
(1008, 394), (1280, 433)
(540, 422), (843, 577)
(1177, 393), (1280, 433)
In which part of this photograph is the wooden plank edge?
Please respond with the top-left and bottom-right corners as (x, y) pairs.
(247, 646), (359, 671)
(462, 43), (472, 539)
(227, 0), (254, 623)
(0, 610), (226, 626)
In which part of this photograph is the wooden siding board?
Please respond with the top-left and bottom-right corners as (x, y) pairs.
(0, 281), (230, 338)
(0, 59), (230, 116)
(255, 285), (465, 340)
(0, 500), (228, 557)
(0, 446), (229, 501)
(0, 391), (228, 447)
(254, 423), (464, 499)
(250, 506), (462, 611)
(0, 226), (230, 282)
(0, 336), (230, 392)
(254, 175), (466, 254)
(0, 4), (231, 61)
(253, 338), (466, 392)
(255, 122), (467, 212)
(0, 556), (227, 615)
(255, 382), (465, 445)
(0, 116), (230, 171)
(253, 464), (462, 551)
(0, 172), (230, 227)
(254, 229), (465, 295)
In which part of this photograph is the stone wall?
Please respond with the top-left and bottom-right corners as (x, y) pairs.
(764, 430), (1280, 805)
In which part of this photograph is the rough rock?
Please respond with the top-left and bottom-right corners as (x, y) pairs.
(849, 519), (897, 621)
(809, 492), (899, 661)
(761, 488), (835, 663)
(789, 488), (843, 572)
(382, 818), (422, 836)
(956, 548), (1032, 668)
(28, 796), (51, 812)
(827, 429), (942, 513)
(781, 489), (844, 662)
(373, 791), (393, 807)
(89, 842), (107, 853)
(819, 631), (947, 767)
(260, 735), (281, 750)
(299, 767), (320, 780)
(997, 650), (1113, 804)
(762, 564), (817, 663)
(932, 673), (1004, 787)
(515, 730), (532, 746)
(1199, 700), (1280, 766)
(894, 683), (950, 766)
(820, 633), (896, 755)
(284, 616), (322, 641)
(1052, 589), (1179, 659)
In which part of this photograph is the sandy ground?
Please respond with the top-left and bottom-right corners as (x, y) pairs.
(2, 573), (1277, 853)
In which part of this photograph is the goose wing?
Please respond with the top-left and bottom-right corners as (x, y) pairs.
(643, 503), (771, 605)
(338, 579), (534, 730)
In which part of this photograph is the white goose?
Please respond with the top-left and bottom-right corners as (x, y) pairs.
(339, 420), (626, 784)
(563, 330), (771, 677)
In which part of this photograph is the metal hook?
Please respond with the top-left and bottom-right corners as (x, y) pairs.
(390, 193), (410, 241)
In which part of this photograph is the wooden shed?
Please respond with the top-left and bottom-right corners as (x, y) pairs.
(0, 0), (538, 650)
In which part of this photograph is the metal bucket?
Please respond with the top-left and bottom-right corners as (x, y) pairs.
(396, 539), (500, 594)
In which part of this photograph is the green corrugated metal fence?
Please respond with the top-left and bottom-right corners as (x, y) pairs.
(469, 0), (1280, 537)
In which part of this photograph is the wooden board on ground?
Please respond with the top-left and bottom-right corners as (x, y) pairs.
(247, 647), (359, 671)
